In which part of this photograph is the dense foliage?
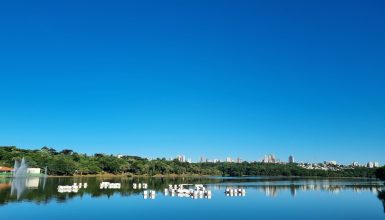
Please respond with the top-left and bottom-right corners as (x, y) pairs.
(0, 146), (377, 177)
(375, 166), (385, 181)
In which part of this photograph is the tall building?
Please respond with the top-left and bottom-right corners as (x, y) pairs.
(176, 155), (186, 162)
(366, 161), (380, 168)
(200, 156), (205, 163)
(262, 154), (276, 163)
(226, 157), (232, 163)
(237, 157), (242, 163)
(325, 161), (337, 165)
(263, 155), (268, 163)
(288, 155), (295, 163)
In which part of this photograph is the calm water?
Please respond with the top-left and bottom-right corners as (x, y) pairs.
(0, 177), (384, 220)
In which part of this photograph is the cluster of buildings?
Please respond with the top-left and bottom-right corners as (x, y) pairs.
(173, 154), (296, 164)
(202, 158), (221, 163)
(197, 154), (294, 164)
(298, 162), (342, 171)
(257, 155), (381, 171)
(175, 155), (192, 163)
(198, 156), (243, 163)
(262, 154), (277, 163)
(352, 161), (380, 168)
(112, 153), (381, 170)
(298, 160), (381, 171)
(260, 154), (295, 164)
(226, 157), (243, 163)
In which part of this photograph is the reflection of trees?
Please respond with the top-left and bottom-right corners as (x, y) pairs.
(0, 177), (224, 205)
(255, 184), (382, 197)
(378, 190), (385, 213)
(0, 177), (383, 205)
(207, 178), (384, 198)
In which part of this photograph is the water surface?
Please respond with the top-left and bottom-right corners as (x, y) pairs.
(1, 177), (384, 220)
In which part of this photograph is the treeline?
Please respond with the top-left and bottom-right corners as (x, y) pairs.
(0, 146), (378, 178)
(376, 166), (385, 181)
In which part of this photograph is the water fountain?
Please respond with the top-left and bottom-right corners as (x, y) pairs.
(42, 167), (48, 190)
(13, 160), (20, 174)
(13, 157), (28, 177)
(11, 158), (28, 199)
(10, 158), (47, 199)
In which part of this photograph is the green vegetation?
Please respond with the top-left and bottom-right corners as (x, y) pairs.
(0, 146), (377, 177)
(375, 166), (385, 181)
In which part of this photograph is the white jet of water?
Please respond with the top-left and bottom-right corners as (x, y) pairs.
(13, 157), (28, 177)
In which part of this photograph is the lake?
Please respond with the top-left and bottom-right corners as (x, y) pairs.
(1, 176), (384, 220)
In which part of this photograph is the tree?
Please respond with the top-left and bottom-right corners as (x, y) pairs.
(60, 149), (74, 155)
(375, 166), (385, 181)
(47, 155), (77, 175)
(0, 146), (379, 178)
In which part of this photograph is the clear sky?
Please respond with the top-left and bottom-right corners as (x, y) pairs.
(0, 0), (384, 164)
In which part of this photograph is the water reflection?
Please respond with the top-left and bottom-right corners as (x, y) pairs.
(378, 190), (385, 213)
(164, 184), (212, 199)
(10, 177), (40, 199)
(0, 177), (384, 212)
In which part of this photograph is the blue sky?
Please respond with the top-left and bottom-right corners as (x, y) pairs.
(0, 0), (384, 164)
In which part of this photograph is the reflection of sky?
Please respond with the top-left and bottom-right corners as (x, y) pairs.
(1, 187), (384, 220)
(0, 178), (384, 220)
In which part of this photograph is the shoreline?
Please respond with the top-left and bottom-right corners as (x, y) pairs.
(48, 173), (210, 178)
(0, 172), (379, 179)
(37, 174), (379, 180)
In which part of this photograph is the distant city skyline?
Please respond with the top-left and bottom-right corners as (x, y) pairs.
(1, 1), (385, 164)
(4, 144), (382, 166)
(140, 152), (381, 167)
